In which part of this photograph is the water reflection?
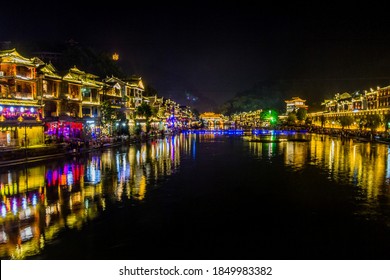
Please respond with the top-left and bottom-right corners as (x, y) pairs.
(0, 135), (195, 259)
(1, 132), (389, 259)
(307, 135), (389, 200)
(248, 133), (390, 201)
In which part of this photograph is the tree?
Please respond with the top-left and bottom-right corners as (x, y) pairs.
(383, 114), (390, 131)
(296, 108), (307, 122)
(365, 114), (382, 133)
(338, 115), (354, 129)
(136, 102), (152, 119)
(320, 114), (325, 128)
(260, 109), (279, 126)
(114, 110), (129, 136)
(101, 100), (116, 135)
(136, 102), (153, 133)
(286, 112), (297, 125)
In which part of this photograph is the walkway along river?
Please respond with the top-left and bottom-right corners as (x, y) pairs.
(0, 131), (389, 259)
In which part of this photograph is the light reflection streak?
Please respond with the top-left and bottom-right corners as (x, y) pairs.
(387, 147), (390, 180)
(0, 135), (192, 259)
(248, 134), (390, 202)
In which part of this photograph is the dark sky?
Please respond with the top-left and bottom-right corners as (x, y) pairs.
(2, 2), (390, 112)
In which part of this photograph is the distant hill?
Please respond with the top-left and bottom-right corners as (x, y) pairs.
(219, 77), (390, 115)
(4, 39), (126, 79)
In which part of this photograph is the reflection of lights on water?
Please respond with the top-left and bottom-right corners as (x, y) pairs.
(387, 147), (390, 179)
(1, 205), (6, 217)
(0, 134), (187, 259)
(32, 194), (37, 206)
(67, 171), (74, 186)
(122, 154), (127, 174)
(0, 230), (8, 244)
(45, 206), (52, 215)
(86, 160), (101, 184)
(329, 140), (335, 169)
(192, 137), (196, 158)
(39, 234), (45, 249)
(22, 197), (27, 209)
(7, 171), (12, 185)
(20, 226), (33, 242)
(171, 139), (175, 161)
(19, 208), (32, 220)
(141, 146), (146, 162)
(12, 198), (17, 215)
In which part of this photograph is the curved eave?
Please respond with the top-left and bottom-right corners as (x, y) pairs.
(44, 74), (62, 80)
(81, 81), (102, 88)
(63, 77), (82, 84)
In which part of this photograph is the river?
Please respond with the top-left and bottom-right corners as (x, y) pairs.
(0, 131), (389, 260)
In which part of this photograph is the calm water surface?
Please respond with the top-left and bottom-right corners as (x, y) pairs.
(0, 132), (389, 260)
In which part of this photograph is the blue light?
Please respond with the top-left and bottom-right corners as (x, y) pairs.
(22, 197), (27, 210)
(32, 194), (37, 206)
(1, 205), (6, 217)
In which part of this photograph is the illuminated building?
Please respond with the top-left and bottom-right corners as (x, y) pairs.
(0, 49), (44, 147)
(35, 58), (62, 142)
(124, 75), (145, 109)
(1, 48), (197, 143)
(78, 70), (104, 140)
(231, 109), (262, 128)
(144, 95), (165, 130)
(309, 87), (390, 130)
(284, 96), (308, 115)
(199, 112), (225, 129)
(102, 76), (128, 135)
(104, 75), (147, 132)
(125, 75), (145, 129)
(42, 66), (83, 140)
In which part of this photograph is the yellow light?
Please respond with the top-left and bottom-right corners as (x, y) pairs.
(112, 53), (119, 61)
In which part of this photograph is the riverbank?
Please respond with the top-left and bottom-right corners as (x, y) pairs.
(0, 141), (126, 168)
(1, 127), (390, 168)
(0, 132), (179, 167)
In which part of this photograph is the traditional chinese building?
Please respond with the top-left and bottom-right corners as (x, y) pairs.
(43, 66), (91, 141)
(0, 49), (43, 147)
(199, 112), (225, 129)
(145, 94), (165, 130)
(285, 96), (308, 115)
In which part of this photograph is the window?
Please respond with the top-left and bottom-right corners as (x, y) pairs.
(43, 80), (48, 93)
(82, 87), (91, 98)
(69, 85), (79, 98)
(82, 108), (91, 116)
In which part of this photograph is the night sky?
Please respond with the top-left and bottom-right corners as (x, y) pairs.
(2, 2), (390, 112)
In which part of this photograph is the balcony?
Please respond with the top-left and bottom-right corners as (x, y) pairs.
(14, 92), (33, 100)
